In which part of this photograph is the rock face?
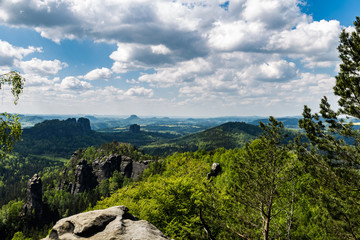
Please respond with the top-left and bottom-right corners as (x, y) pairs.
(23, 174), (43, 219)
(23, 174), (59, 226)
(71, 160), (98, 195)
(132, 161), (150, 179)
(129, 124), (140, 133)
(64, 154), (151, 195)
(92, 155), (123, 183)
(24, 117), (92, 139)
(77, 117), (91, 133)
(42, 206), (170, 240)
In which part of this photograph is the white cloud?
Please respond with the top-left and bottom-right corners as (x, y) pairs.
(23, 74), (60, 86)
(84, 67), (113, 81)
(243, 60), (298, 82)
(268, 20), (340, 52)
(0, 40), (41, 66)
(266, 20), (341, 68)
(138, 57), (213, 87)
(151, 44), (171, 55)
(124, 87), (154, 97)
(18, 58), (67, 75)
(110, 43), (175, 73)
(208, 20), (266, 51)
(59, 76), (92, 91)
(0, 0), (350, 116)
(243, 0), (308, 29)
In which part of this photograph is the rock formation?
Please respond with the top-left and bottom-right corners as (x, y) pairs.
(70, 160), (97, 194)
(77, 117), (92, 133)
(23, 174), (59, 226)
(62, 154), (151, 195)
(92, 155), (123, 182)
(132, 160), (150, 179)
(23, 174), (43, 219)
(24, 117), (93, 139)
(42, 206), (170, 240)
(207, 162), (221, 179)
(129, 124), (140, 133)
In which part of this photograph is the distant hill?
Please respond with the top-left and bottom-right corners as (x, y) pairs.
(249, 117), (301, 129)
(14, 117), (302, 158)
(14, 118), (178, 158)
(23, 118), (92, 138)
(141, 122), (263, 156)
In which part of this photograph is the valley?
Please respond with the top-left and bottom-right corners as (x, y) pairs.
(0, 115), (300, 239)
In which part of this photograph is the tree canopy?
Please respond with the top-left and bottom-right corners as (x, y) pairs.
(298, 16), (360, 239)
(0, 71), (25, 159)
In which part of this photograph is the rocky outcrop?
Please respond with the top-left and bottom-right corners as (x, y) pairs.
(129, 124), (140, 133)
(63, 155), (151, 195)
(120, 156), (133, 178)
(71, 160), (97, 194)
(92, 155), (150, 183)
(24, 117), (93, 139)
(92, 155), (123, 183)
(77, 117), (91, 133)
(23, 174), (59, 226)
(132, 161), (150, 179)
(207, 163), (221, 179)
(119, 157), (150, 179)
(23, 174), (43, 218)
(42, 206), (170, 240)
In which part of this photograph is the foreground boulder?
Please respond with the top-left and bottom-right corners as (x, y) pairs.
(42, 206), (170, 240)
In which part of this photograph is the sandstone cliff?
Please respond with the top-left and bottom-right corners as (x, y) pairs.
(61, 153), (151, 195)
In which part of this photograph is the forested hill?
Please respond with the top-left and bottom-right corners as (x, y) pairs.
(23, 117), (92, 138)
(14, 118), (179, 158)
(141, 122), (264, 155)
(14, 118), (112, 157)
(249, 117), (301, 129)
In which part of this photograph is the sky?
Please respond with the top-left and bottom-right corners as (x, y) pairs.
(0, 0), (359, 117)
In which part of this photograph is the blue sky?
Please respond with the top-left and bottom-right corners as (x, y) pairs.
(0, 0), (359, 117)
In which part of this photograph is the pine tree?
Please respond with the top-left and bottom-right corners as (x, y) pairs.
(298, 17), (360, 239)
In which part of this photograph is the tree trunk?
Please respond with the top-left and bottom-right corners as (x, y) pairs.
(262, 196), (273, 240)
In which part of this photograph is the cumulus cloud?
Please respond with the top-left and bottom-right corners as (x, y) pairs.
(243, 60), (298, 82)
(18, 58), (67, 76)
(110, 43), (177, 73)
(266, 20), (341, 67)
(0, 40), (41, 66)
(0, 0), (349, 116)
(59, 76), (92, 91)
(243, 0), (308, 29)
(23, 74), (60, 87)
(0, 1), (342, 70)
(267, 20), (341, 53)
(124, 87), (154, 97)
(208, 20), (266, 51)
(138, 57), (213, 87)
(84, 67), (113, 81)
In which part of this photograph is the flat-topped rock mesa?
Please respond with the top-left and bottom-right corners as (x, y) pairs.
(129, 124), (141, 133)
(42, 206), (170, 240)
(23, 117), (92, 139)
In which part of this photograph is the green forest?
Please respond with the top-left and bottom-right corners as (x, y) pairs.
(1, 16), (360, 240)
